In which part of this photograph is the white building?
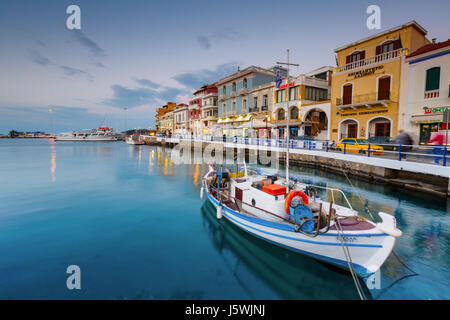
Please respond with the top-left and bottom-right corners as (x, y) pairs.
(399, 39), (450, 144)
(173, 104), (189, 136)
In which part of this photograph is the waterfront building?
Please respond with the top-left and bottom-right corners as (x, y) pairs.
(173, 103), (189, 135)
(189, 84), (218, 136)
(399, 39), (450, 144)
(330, 21), (430, 142)
(247, 81), (275, 138)
(272, 66), (333, 140)
(216, 66), (283, 137)
(156, 102), (176, 134)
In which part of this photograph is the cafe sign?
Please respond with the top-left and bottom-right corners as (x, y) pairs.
(348, 65), (384, 79)
(424, 106), (450, 114)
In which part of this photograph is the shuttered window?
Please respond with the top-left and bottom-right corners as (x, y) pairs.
(425, 67), (440, 91)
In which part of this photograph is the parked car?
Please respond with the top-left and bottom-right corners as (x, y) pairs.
(368, 136), (398, 151)
(336, 138), (384, 155)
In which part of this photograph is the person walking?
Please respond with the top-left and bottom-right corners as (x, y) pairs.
(395, 130), (413, 160)
(427, 132), (445, 164)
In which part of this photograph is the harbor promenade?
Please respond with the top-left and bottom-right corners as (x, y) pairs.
(142, 135), (450, 198)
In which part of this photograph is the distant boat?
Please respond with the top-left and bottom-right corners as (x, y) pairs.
(54, 127), (119, 141)
(126, 134), (145, 145)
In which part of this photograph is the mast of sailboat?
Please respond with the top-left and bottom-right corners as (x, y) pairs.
(277, 49), (299, 190)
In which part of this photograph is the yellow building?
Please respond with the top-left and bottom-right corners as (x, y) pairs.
(330, 21), (430, 142)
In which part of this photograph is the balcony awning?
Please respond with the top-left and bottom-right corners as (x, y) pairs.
(411, 114), (444, 123)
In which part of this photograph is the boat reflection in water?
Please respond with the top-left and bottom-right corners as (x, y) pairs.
(201, 201), (372, 300)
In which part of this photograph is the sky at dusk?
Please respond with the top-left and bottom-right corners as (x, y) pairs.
(0, 0), (449, 133)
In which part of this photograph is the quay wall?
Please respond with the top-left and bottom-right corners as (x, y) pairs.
(144, 136), (450, 199)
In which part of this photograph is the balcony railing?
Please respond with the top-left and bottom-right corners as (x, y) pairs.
(424, 89), (440, 99)
(261, 105), (269, 111)
(218, 94), (225, 100)
(334, 48), (409, 74)
(230, 91), (236, 98)
(238, 87), (248, 95)
(336, 91), (391, 108)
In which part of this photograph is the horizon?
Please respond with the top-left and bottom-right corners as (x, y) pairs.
(1, 0), (449, 133)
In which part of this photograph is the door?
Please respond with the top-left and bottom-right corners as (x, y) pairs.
(347, 123), (357, 138)
(342, 84), (353, 105)
(378, 77), (391, 100)
(375, 122), (390, 137)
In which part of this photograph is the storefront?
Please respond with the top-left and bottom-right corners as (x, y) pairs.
(411, 106), (450, 144)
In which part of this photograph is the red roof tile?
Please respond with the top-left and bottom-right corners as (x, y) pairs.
(407, 39), (450, 59)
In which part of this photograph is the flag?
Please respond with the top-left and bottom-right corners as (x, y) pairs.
(397, 34), (403, 49)
(335, 54), (339, 66)
(276, 70), (282, 88)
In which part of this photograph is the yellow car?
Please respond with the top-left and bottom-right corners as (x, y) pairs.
(336, 138), (384, 155)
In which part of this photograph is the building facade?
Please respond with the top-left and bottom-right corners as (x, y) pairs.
(399, 39), (450, 144)
(272, 66), (333, 140)
(173, 103), (189, 135)
(216, 66), (283, 137)
(189, 84), (218, 136)
(330, 21), (430, 142)
(156, 102), (176, 134)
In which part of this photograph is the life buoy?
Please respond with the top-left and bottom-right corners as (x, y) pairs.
(285, 190), (309, 214)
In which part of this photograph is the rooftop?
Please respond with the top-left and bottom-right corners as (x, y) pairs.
(407, 39), (450, 59)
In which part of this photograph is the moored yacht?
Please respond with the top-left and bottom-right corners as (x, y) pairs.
(55, 127), (119, 141)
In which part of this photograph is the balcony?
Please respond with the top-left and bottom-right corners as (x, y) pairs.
(424, 89), (440, 99)
(336, 91), (391, 110)
(261, 105), (269, 111)
(249, 107), (259, 113)
(218, 94), (226, 101)
(334, 48), (409, 74)
(230, 91), (237, 98)
(238, 87), (248, 95)
(188, 104), (200, 110)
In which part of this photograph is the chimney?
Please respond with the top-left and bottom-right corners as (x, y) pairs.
(432, 38), (437, 44)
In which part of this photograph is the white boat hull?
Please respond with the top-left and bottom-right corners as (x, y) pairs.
(55, 136), (118, 141)
(204, 189), (396, 278)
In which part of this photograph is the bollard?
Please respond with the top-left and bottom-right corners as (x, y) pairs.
(344, 143), (346, 154)
(216, 205), (222, 220)
(368, 143), (371, 157)
(444, 146), (447, 167)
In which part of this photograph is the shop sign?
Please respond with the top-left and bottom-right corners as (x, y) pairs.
(348, 65), (384, 79)
(340, 109), (388, 117)
(278, 82), (295, 89)
(424, 106), (450, 114)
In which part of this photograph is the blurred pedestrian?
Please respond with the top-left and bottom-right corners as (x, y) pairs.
(395, 130), (413, 159)
(427, 132), (445, 164)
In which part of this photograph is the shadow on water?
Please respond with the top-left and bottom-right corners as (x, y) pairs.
(200, 201), (372, 300)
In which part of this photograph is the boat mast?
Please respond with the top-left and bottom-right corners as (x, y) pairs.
(277, 49), (299, 190)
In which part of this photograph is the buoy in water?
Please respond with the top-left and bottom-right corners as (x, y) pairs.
(200, 187), (204, 199)
(216, 205), (222, 220)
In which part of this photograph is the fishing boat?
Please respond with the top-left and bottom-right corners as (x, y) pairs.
(54, 127), (119, 141)
(126, 134), (145, 145)
(201, 164), (402, 279)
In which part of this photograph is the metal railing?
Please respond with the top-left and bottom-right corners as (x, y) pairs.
(336, 91), (390, 106)
(168, 134), (449, 167)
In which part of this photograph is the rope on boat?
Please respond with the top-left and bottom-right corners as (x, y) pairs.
(334, 217), (367, 300)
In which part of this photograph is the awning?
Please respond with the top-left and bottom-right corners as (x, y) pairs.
(236, 119), (269, 128)
(411, 114), (444, 123)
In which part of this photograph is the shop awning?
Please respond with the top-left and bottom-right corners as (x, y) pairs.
(236, 119), (268, 129)
(411, 114), (444, 123)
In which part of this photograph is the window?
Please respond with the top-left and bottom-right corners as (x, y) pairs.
(378, 76), (391, 100)
(232, 82), (236, 92)
(277, 89), (285, 103)
(425, 67), (440, 91)
(243, 78), (247, 88)
(346, 51), (365, 64)
(290, 107), (299, 120)
(243, 99), (247, 111)
(289, 87), (298, 101)
(263, 95), (268, 106)
(277, 109), (285, 120)
(253, 97), (258, 110)
(223, 86), (226, 95)
(305, 86), (328, 101)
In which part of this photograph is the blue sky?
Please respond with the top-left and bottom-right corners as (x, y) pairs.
(0, 0), (449, 133)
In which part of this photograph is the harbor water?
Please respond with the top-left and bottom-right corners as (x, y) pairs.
(0, 139), (449, 299)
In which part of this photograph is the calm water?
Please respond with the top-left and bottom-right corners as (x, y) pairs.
(0, 139), (449, 300)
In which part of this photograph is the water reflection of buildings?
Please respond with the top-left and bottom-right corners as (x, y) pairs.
(201, 201), (366, 300)
(50, 139), (56, 182)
